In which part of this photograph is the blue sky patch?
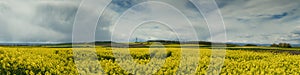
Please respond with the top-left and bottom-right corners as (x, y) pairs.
(271, 12), (288, 19)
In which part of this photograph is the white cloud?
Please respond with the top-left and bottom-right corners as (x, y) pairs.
(0, 0), (300, 44)
(217, 0), (300, 44)
(110, 1), (202, 42)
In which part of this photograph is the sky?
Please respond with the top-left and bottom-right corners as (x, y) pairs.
(0, 0), (300, 44)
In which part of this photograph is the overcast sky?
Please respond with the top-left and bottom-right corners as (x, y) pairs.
(0, 0), (300, 44)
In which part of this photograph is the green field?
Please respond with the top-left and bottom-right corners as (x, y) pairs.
(0, 45), (300, 75)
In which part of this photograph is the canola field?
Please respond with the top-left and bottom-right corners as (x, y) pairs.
(0, 47), (300, 75)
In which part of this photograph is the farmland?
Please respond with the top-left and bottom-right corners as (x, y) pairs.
(0, 45), (300, 75)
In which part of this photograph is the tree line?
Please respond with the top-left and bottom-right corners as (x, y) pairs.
(271, 43), (292, 48)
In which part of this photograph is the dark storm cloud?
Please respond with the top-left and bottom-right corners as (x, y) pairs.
(34, 4), (78, 42)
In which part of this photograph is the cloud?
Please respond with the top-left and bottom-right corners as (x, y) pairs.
(0, 1), (81, 42)
(108, 1), (207, 42)
(0, 0), (300, 44)
(217, 0), (300, 44)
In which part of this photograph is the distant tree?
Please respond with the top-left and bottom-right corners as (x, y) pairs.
(271, 43), (279, 47)
(279, 43), (284, 47)
(271, 43), (292, 48)
(285, 43), (292, 48)
(226, 44), (239, 47)
(135, 37), (138, 43)
(244, 44), (257, 46)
